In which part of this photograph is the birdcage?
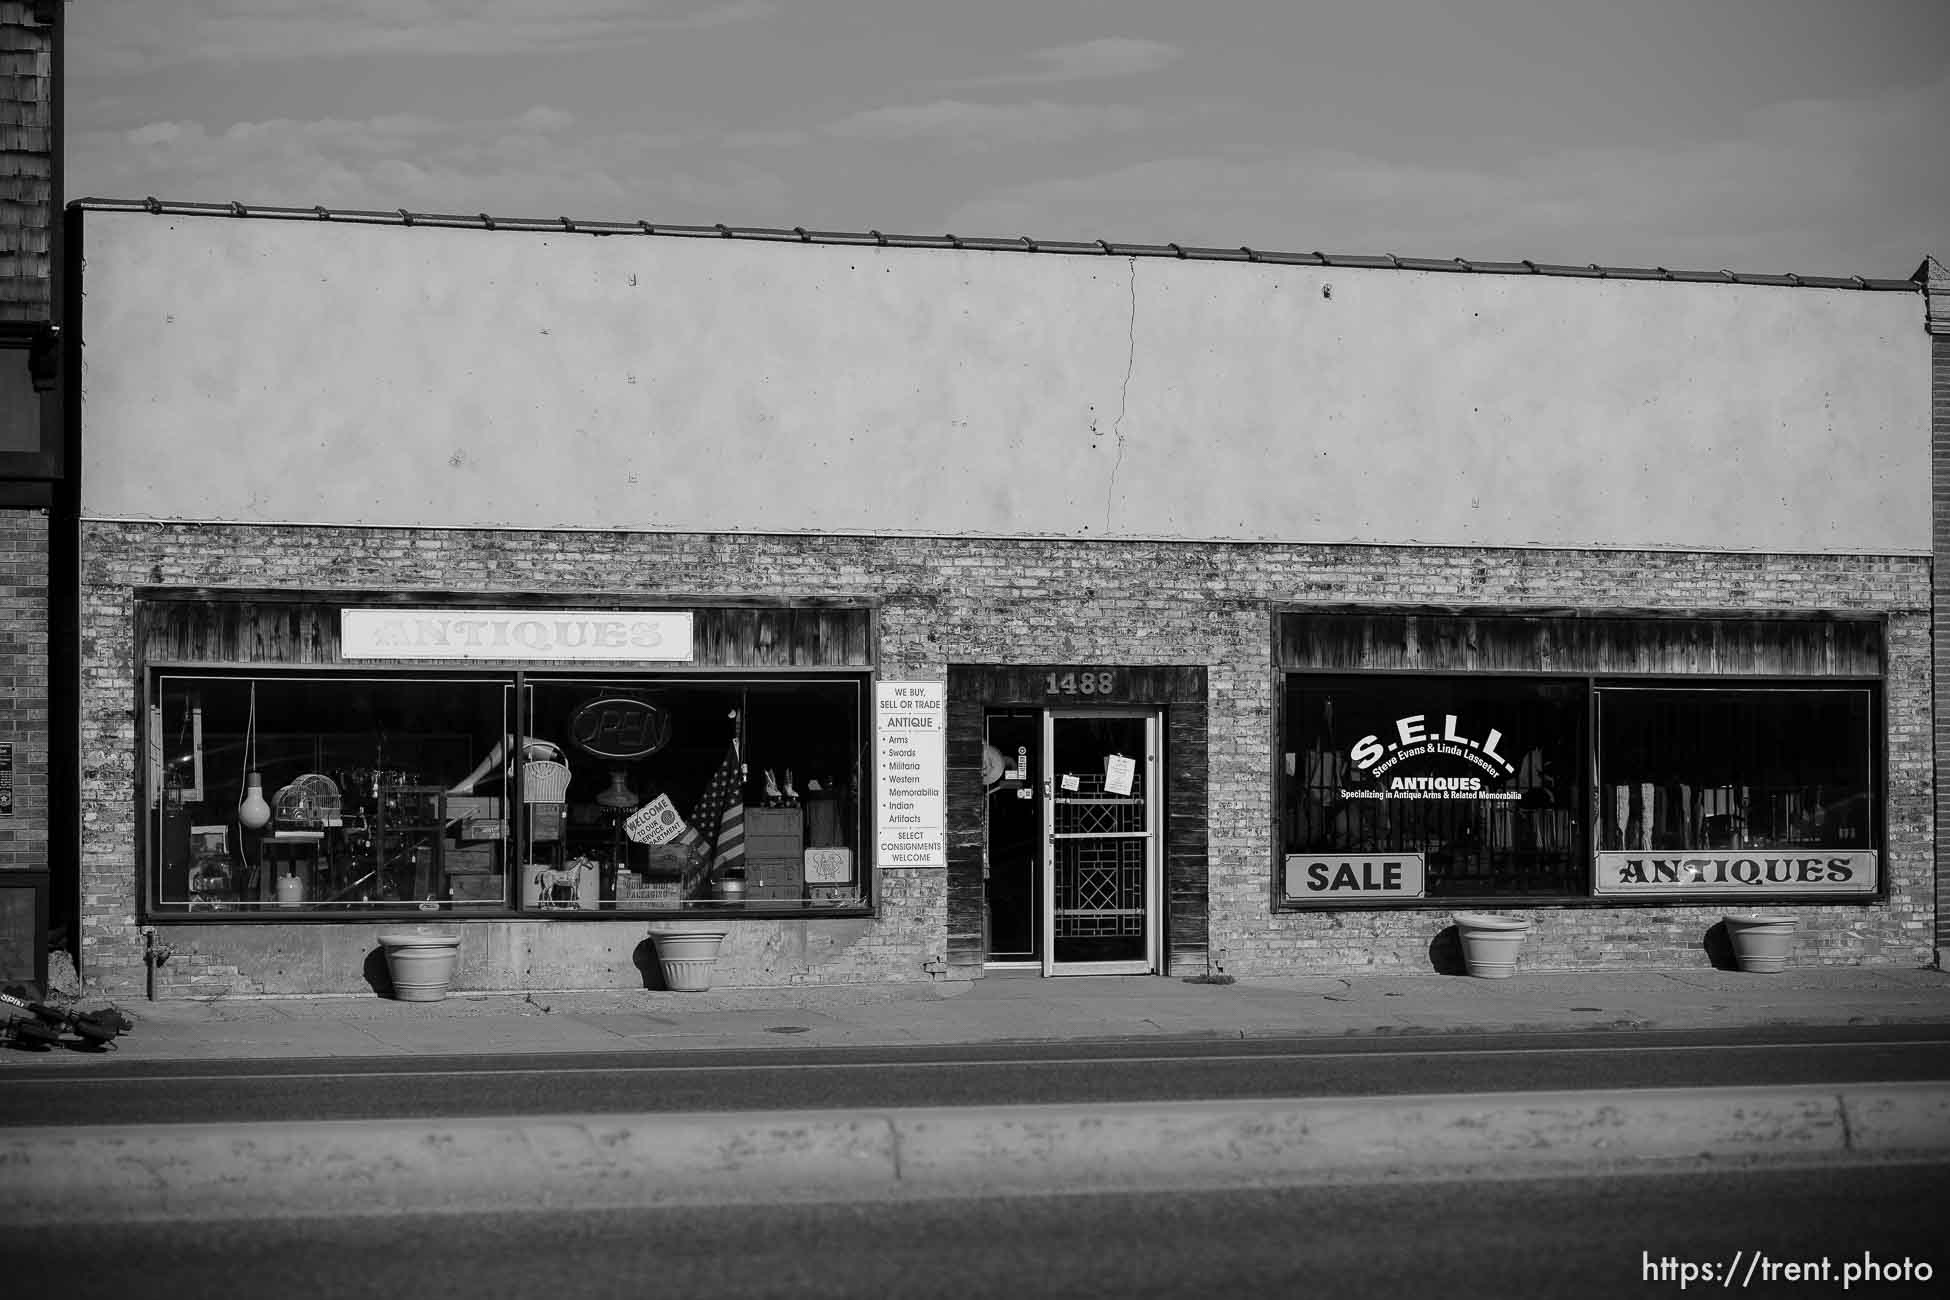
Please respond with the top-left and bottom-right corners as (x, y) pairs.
(273, 774), (343, 829)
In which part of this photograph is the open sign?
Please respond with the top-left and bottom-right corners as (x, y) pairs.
(569, 697), (672, 759)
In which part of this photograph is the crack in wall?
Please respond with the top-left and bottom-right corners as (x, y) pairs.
(1105, 258), (1136, 531)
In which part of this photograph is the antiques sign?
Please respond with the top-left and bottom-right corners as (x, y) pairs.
(341, 609), (694, 661)
(0, 742), (10, 817)
(1284, 853), (1426, 901)
(1594, 851), (1878, 897)
(875, 681), (945, 869)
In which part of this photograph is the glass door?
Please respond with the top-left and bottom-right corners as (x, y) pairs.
(1042, 709), (1161, 976)
(983, 709), (1042, 966)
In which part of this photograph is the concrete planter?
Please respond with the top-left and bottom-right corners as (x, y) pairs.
(650, 929), (728, 992)
(1452, 912), (1531, 979)
(377, 930), (463, 1002)
(1724, 914), (1797, 974)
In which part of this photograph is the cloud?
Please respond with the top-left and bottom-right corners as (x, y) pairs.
(724, 126), (812, 150)
(73, 1), (778, 69)
(218, 114), (452, 150)
(68, 108), (789, 222)
(1024, 38), (1181, 82)
(515, 107), (577, 133)
(935, 36), (1183, 91)
(937, 67), (1950, 278)
(823, 99), (1148, 149)
(756, 39), (1177, 156)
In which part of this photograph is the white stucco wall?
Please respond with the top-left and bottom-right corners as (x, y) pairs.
(77, 210), (1931, 553)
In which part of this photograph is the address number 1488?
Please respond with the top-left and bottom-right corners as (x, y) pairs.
(1045, 671), (1117, 696)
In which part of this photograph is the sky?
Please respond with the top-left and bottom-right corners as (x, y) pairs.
(64, 0), (1950, 280)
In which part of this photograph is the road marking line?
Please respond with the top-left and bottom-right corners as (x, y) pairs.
(9, 1037), (1950, 1085)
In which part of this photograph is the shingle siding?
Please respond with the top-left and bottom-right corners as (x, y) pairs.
(0, 4), (51, 322)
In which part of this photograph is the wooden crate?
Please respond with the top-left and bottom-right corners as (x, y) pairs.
(616, 876), (683, 907)
(442, 841), (500, 875)
(745, 808), (803, 859)
(448, 873), (506, 903)
(744, 854), (804, 901)
(447, 796), (503, 823)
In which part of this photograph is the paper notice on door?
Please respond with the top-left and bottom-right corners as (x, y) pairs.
(1059, 774), (1081, 792)
(1104, 754), (1135, 797)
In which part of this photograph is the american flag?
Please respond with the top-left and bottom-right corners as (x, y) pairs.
(679, 741), (745, 894)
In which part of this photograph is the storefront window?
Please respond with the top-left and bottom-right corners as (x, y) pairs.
(1277, 611), (1888, 906)
(150, 673), (510, 913)
(1281, 675), (1589, 901)
(148, 671), (867, 916)
(520, 677), (865, 912)
(1595, 687), (1874, 854)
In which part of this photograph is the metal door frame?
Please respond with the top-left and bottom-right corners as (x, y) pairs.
(1041, 707), (1162, 977)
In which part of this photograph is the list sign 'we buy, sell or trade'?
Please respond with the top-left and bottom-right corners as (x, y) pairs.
(875, 682), (945, 869)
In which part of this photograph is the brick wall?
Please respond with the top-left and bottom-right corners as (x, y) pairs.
(0, 0), (52, 887)
(130, 863), (950, 998)
(78, 522), (1935, 996)
(0, 505), (45, 869)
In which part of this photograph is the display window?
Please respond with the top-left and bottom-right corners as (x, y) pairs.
(519, 677), (866, 913)
(1596, 688), (1873, 853)
(1592, 686), (1878, 897)
(1276, 611), (1889, 906)
(1278, 672), (1883, 906)
(146, 670), (868, 917)
(1281, 675), (1589, 902)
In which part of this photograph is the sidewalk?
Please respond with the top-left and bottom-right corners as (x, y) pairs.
(17, 964), (1950, 1061)
(6, 967), (1949, 1223)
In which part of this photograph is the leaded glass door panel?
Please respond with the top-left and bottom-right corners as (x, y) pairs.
(1042, 709), (1160, 976)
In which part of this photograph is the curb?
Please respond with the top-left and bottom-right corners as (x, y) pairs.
(5, 1083), (1949, 1223)
(17, 1010), (1950, 1066)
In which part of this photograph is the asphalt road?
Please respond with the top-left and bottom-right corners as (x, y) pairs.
(10, 1160), (1945, 1299)
(4, 1023), (1948, 1126)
